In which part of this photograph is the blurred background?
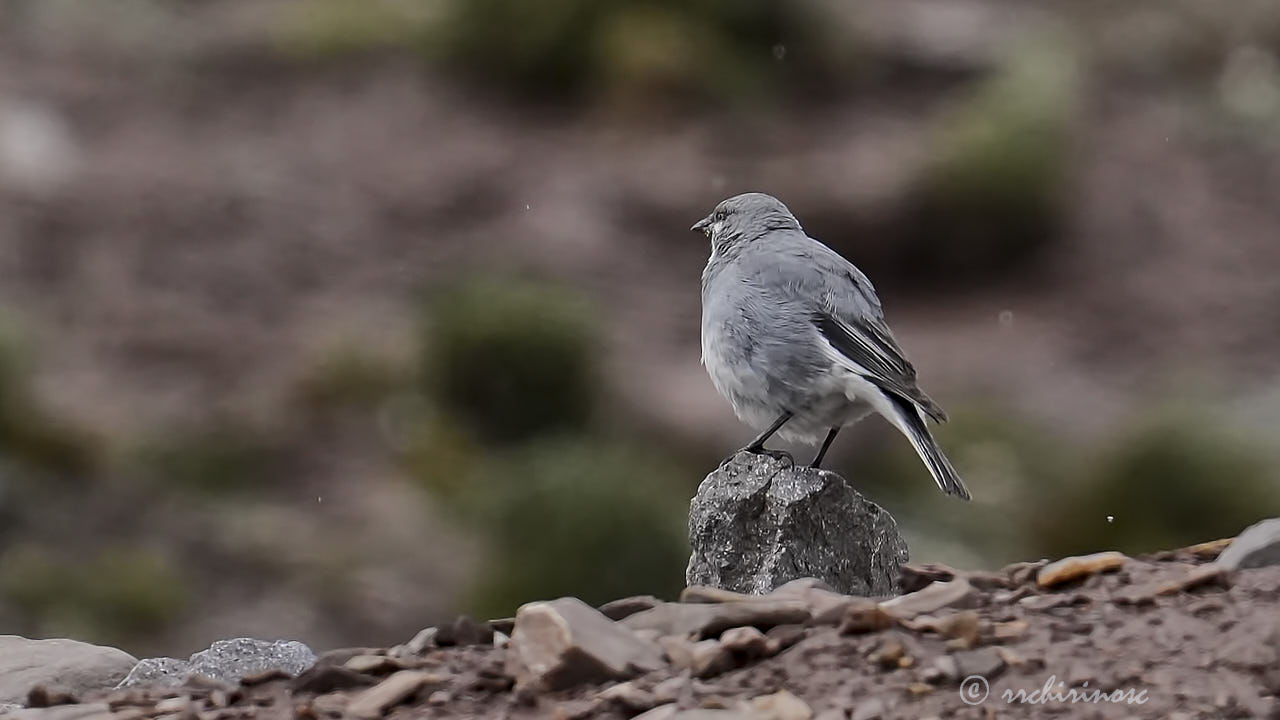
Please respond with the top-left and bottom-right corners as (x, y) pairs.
(1, 0), (1279, 658)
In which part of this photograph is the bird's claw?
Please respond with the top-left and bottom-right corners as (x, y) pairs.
(727, 446), (794, 469)
(758, 448), (795, 468)
(718, 446), (795, 470)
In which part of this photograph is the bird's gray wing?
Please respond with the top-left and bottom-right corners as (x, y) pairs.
(812, 311), (947, 423)
(783, 237), (948, 423)
(735, 232), (947, 422)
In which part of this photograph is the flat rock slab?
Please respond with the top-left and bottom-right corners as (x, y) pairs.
(0, 636), (137, 704)
(506, 597), (665, 691)
(621, 599), (811, 639)
(686, 452), (908, 596)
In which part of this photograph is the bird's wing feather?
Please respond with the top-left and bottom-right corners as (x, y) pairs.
(812, 311), (947, 422)
(747, 233), (948, 423)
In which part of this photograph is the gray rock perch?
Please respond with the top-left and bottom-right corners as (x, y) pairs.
(686, 452), (908, 596)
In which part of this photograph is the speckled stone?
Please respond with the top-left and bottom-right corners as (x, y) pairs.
(116, 657), (188, 689)
(686, 452), (907, 597)
(117, 639), (315, 689)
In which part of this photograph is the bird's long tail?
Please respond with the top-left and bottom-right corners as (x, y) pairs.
(882, 392), (972, 501)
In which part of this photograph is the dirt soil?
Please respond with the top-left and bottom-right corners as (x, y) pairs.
(42, 545), (1280, 720)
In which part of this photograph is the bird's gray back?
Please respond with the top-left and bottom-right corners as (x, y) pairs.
(703, 229), (885, 327)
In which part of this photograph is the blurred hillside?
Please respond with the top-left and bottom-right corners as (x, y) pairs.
(1, 0), (1279, 656)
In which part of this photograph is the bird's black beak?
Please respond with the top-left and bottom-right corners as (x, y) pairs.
(691, 216), (712, 234)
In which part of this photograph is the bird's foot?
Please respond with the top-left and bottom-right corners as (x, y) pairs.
(761, 448), (796, 468)
(718, 445), (796, 470)
(724, 445), (793, 469)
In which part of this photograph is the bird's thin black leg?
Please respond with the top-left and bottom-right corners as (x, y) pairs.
(810, 426), (841, 469)
(744, 411), (793, 452)
(721, 411), (794, 468)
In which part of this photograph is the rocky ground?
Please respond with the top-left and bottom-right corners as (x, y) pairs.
(4, 518), (1279, 720)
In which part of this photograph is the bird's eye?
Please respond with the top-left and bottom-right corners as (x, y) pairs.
(715, 210), (726, 221)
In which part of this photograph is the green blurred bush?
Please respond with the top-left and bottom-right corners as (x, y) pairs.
(838, 404), (1070, 567)
(0, 318), (24, 410)
(1030, 414), (1279, 557)
(132, 420), (282, 497)
(413, 276), (692, 614)
(272, 0), (436, 59)
(291, 345), (409, 418)
(905, 36), (1080, 282)
(421, 277), (600, 444)
(0, 318), (98, 478)
(841, 401), (1279, 566)
(400, 406), (485, 510)
(0, 544), (188, 647)
(427, 0), (849, 104)
(463, 438), (688, 618)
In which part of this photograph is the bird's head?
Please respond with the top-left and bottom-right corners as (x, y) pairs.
(691, 192), (802, 253)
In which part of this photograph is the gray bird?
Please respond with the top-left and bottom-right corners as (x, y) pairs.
(694, 192), (971, 500)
